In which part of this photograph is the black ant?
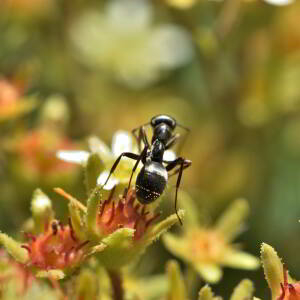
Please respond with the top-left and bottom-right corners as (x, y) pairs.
(101, 114), (191, 225)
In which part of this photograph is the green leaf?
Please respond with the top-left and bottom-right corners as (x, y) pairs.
(214, 198), (249, 242)
(95, 228), (135, 270)
(167, 260), (188, 300)
(163, 233), (187, 260)
(75, 269), (98, 300)
(194, 263), (223, 284)
(261, 243), (283, 300)
(198, 285), (222, 300)
(68, 202), (86, 241)
(86, 186), (103, 238)
(141, 209), (185, 248)
(0, 232), (29, 264)
(230, 279), (255, 300)
(36, 269), (65, 280)
(221, 250), (260, 270)
(31, 189), (54, 234)
(84, 153), (104, 196)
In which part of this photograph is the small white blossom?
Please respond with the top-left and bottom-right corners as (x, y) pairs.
(57, 131), (138, 190)
(57, 130), (177, 190)
(96, 171), (120, 190)
(111, 130), (133, 156)
(56, 150), (90, 164)
(69, 0), (193, 88)
(263, 0), (294, 5)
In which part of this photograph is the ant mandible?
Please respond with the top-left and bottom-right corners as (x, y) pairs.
(101, 114), (191, 225)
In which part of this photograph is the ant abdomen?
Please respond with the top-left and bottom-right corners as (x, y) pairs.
(135, 162), (168, 204)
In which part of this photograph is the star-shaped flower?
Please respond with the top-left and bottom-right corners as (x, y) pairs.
(69, 0), (193, 88)
(0, 78), (36, 122)
(57, 130), (139, 193)
(57, 130), (175, 195)
(163, 196), (259, 283)
(10, 127), (77, 184)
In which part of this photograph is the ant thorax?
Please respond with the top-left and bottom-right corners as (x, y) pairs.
(149, 139), (165, 162)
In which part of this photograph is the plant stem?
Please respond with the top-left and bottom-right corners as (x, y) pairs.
(108, 270), (124, 300)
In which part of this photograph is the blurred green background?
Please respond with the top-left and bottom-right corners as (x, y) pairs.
(1, 0), (300, 298)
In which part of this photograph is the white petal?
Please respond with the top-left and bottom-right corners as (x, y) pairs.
(56, 150), (90, 164)
(97, 171), (119, 190)
(163, 150), (176, 162)
(32, 192), (52, 213)
(149, 25), (194, 69)
(112, 130), (133, 157)
(106, 0), (152, 32)
(194, 264), (223, 284)
(263, 0), (294, 5)
(88, 136), (112, 162)
(221, 250), (260, 270)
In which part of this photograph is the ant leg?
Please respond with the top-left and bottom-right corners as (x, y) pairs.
(166, 157), (192, 225)
(132, 123), (150, 152)
(101, 152), (140, 189)
(168, 159), (191, 178)
(132, 127), (141, 152)
(127, 145), (148, 191)
(140, 126), (150, 149)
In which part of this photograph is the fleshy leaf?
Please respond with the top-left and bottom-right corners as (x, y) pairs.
(68, 202), (86, 241)
(75, 269), (98, 300)
(261, 243), (283, 300)
(230, 279), (255, 300)
(125, 274), (168, 300)
(84, 152), (105, 195)
(31, 189), (54, 234)
(36, 269), (65, 280)
(222, 250), (260, 270)
(0, 232), (29, 263)
(214, 198), (249, 242)
(177, 191), (199, 227)
(198, 285), (221, 300)
(167, 260), (188, 300)
(86, 186), (103, 237)
(163, 233), (187, 259)
(194, 263), (223, 284)
(87, 243), (107, 256)
(102, 227), (134, 246)
(95, 228), (135, 270)
(141, 209), (185, 248)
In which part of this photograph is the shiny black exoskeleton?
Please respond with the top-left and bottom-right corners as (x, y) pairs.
(101, 114), (191, 224)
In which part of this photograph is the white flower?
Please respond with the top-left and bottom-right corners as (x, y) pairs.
(263, 0), (294, 5)
(57, 130), (138, 190)
(56, 150), (90, 164)
(57, 130), (177, 190)
(69, 0), (194, 88)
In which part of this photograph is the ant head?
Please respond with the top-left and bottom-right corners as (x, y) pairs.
(151, 115), (176, 130)
(152, 123), (173, 145)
